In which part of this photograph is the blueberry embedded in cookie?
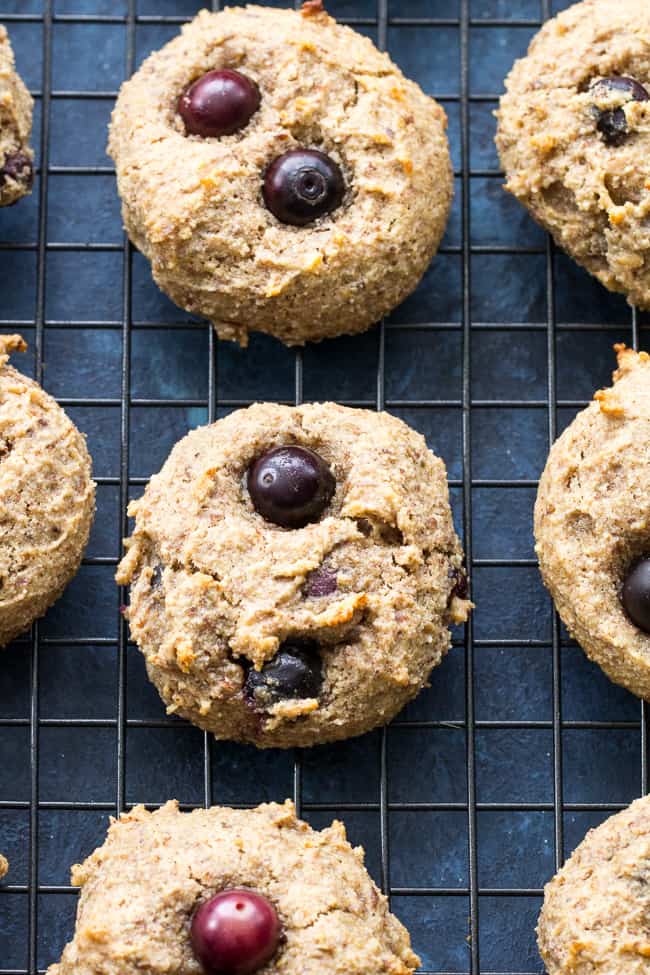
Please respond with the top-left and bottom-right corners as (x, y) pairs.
(0, 26), (34, 207)
(107, 3), (453, 345)
(45, 800), (421, 975)
(116, 402), (472, 748)
(191, 888), (281, 975)
(538, 794), (650, 974)
(496, 0), (650, 310)
(535, 345), (650, 699)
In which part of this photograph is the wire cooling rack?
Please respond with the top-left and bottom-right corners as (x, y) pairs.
(0, 0), (648, 972)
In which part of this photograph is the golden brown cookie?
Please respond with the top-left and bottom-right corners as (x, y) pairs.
(0, 335), (95, 646)
(108, 3), (452, 345)
(538, 793), (650, 974)
(535, 346), (650, 698)
(47, 800), (420, 975)
(0, 853), (7, 880)
(117, 403), (471, 748)
(496, 0), (650, 309)
(0, 25), (33, 207)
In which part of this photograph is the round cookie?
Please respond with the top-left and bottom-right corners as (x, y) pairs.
(496, 0), (650, 310)
(0, 335), (95, 647)
(116, 403), (471, 748)
(107, 2), (452, 346)
(0, 853), (7, 879)
(535, 345), (650, 698)
(0, 26), (33, 207)
(46, 799), (420, 975)
(538, 793), (650, 974)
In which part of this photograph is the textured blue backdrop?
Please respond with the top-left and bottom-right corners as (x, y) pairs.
(0, 1), (647, 973)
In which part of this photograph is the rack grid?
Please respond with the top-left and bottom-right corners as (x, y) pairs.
(0, 0), (648, 972)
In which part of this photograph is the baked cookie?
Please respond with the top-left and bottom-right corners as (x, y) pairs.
(0, 853), (7, 879)
(46, 799), (420, 975)
(538, 793), (650, 974)
(107, 2), (452, 346)
(535, 346), (650, 698)
(116, 403), (471, 748)
(496, 0), (650, 309)
(0, 26), (33, 207)
(0, 335), (95, 646)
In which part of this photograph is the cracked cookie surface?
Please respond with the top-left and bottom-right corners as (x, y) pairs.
(0, 26), (33, 207)
(46, 799), (420, 975)
(538, 793), (650, 974)
(117, 402), (471, 748)
(107, 2), (452, 345)
(496, 0), (650, 309)
(0, 335), (95, 647)
(535, 346), (650, 698)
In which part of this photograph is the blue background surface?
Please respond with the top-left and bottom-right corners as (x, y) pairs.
(0, 1), (648, 973)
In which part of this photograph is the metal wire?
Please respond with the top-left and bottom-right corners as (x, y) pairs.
(0, 1), (647, 974)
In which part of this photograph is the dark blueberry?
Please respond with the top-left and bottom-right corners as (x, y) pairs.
(590, 76), (649, 146)
(622, 557), (650, 634)
(150, 564), (163, 590)
(191, 888), (280, 975)
(247, 445), (335, 529)
(449, 568), (468, 601)
(262, 149), (345, 226)
(304, 566), (338, 597)
(245, 639), (323, 705)
(178, 69), (260, 138)
(0, 151), (33, 189)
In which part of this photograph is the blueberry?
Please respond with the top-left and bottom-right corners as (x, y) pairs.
(191, 889), (280, 975)
(622, 557), (650, 634)
(0, 151), (33, 189)
(449, 568), (469, 601)
(590, 76), (649, 146)
(304, 566), (337, 597)
(247, 445), (335, 529)
(178, 69), (260, 138)
(245, 640), (323, 706)
(262, 149), (345, 226)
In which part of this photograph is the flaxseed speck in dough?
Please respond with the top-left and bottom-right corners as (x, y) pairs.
(108, 3), (452, 345)
(117, 403), (471, 748)
(0, 26), (33, 206)
(0, 335), (95, 647)
(46, 800), (420, 975)
(496, 0), (650, 309)
(538, 793), (650, 974)
(535, 346), (650, 698)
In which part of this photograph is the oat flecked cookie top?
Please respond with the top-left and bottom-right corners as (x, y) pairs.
(496, 0), (650, 309)
(538, 793), (650, 974)
(0, 26), (33, 206)
(535, 346), (650, 698)
(46, 799), (420, 975)
(117, 403), (471, 748)
(0, 335), (95, 646)
(107, 3), (452, 346)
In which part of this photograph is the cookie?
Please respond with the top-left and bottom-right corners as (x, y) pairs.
(107, 2), (452, 346)
(0, 335), (95, 647)
(538, 793), (650, 974)
(496, 0), (650, 309)
(0, 26), (34, 207)
(0, 853), (7, 879)
(116, 403), (471, 748)
(535, 346), (650, 698)
(46, 799), (420, 975)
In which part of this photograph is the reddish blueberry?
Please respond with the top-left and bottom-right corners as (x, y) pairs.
(304, 565), (338, 597)
(245, 639), (323, 706)
(247, 445), (335, 529)
(178, 69), (260, 138)
(0, 151), (33, 189)
(622, 558), (650, 634)
(191, 888), (280, 975)
(590, 76), (649, 146)
(262, 149), (345, 226)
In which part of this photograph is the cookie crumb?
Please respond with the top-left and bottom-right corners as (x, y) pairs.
(0, 854), (8, 880)
(301, 0), (324, 16)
